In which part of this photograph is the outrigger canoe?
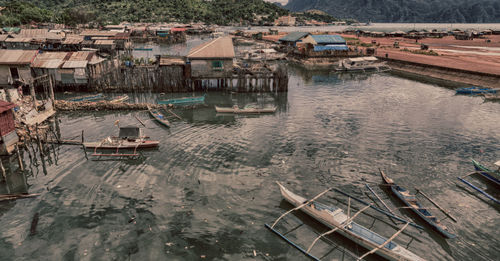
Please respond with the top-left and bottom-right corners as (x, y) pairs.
(83, 126), (159, 149)
(147, 105), (170, 127)
(471, 159), (500, 186)
(215, 105), (276, 114)
(275, 183), (425, 261)
(157, 95), (205, 105)
(380, 170), (456, 239)
(110, 95), (129, 103)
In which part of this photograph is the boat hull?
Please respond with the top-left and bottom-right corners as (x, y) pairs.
(472, 159), (500, 186)
(158, 96), (205, 105)
(277, 183), (425, 261)
(84, 140), (159, 149)
(380, 171), (456, 239)
(70, 93), (104, 102)
(215, 106), (276, 114)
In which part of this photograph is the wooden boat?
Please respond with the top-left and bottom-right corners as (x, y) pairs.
(471, 159), (500, 186)
(83, 126), (159, 150)
(147, 106), (170, 127)
(215, 105), (276, 114)
(157, 95), (205, 105)
(456, 87), (497, 95)
(110, 95), (129, 103)
(335, 56), (391, 72)
(380, 170), (456, 239)
(275, 183), (425, 261)
(70, 93), (104, 102)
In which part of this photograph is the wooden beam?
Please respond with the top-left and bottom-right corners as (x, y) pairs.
(306, 204), (371, 253)
(415, 188), (458, 222)
(357, 222), (410, 261)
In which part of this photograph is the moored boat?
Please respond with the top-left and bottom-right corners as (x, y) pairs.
(110, 94), (129, 103)
(157, 95), (205, 105)
(380, 170), (456, 239)
(215, 105), (276, 114)
(482, 94), (500, 101)
(70, 93), (104, 102)
(456, 87), (497, 95)
(335, 56), (391, 72)
(147, 105), (170, 127)
(83, 126), (159, 149)
(471, 159), (500, 186)
(276, 182), (426, 261)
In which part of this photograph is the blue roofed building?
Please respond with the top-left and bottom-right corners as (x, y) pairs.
(302, 34), (348, 52)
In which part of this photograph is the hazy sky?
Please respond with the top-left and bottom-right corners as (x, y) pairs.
(265, 0), (289, 5)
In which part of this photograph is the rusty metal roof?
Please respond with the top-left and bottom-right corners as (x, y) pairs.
(63, 35), (84, 44)
(188, 37), (235, 59)
(32, 52), (68, 68)
(17, 29), (63, 40)
(159, 57), (185, 66)
(0, 100), (16, 114)
(0, 35), (9, 42)
(5, 37), (32, 43)
(67, 51), (94, 61)
(0, 50), (38, 65)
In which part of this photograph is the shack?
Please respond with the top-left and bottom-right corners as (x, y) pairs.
(31, 52), (68, 83)
(0, 100), (18, 156)
(0, 50), (37, 87)
(187, 37), (235, 78)
(93, 40), (116, 53)
(5, 37), (33, 49)
(278, 32), (310, 47)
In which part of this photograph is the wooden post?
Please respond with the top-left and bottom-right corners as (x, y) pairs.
(0, 159), (6, 182)
(48, 75), (55, 102)
(29, 84), (37, 112)
(15, 144), (24, 171)
(35, 124), (44, 156)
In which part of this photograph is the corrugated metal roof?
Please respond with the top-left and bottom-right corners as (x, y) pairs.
(0, 50), (38, 65)
(94, 40), (115, 45)
(311, 35), (346, 44)
(159, 57), (185, 66)
(188, 37), (235, 59)
(5, 37), (32, 43)
(67, 51), (94, 62)
(63, 36), (84, 44)
(17, 29), (63, 40)
(279, 32), (310, 42)
(32, 52), (68, 68)
(0, 35), (9, 41)
(62, 60), (88, 68)
(80, 30), (119, 37)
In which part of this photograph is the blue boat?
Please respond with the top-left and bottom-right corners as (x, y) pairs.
(456, 87), (497, 95)
(158, 95), (205, 105)
(380, 170), (457, 239)
(70, 93), (104, 102)
(471, 159), (500, 186)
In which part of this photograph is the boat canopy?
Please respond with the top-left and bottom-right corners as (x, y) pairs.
(348, 56), (378, 62)
(119, 126), (142, 139)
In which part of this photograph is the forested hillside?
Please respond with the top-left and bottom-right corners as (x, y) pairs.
(285, 0), (500, 23)
(0, 0), (289, 26)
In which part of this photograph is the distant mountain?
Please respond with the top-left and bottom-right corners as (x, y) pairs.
(285, 0), (500, 23)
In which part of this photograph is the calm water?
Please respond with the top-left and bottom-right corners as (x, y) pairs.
(1, 67), (500, 260)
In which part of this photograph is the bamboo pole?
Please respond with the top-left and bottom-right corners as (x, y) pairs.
(357, 222), (410, 261)
(134, 114), (146, 127)
(15, 144), (24, 171)
(365, 184), (398, 225)
(306, 204), (371, 253)
(167, 109), (182, 120)
(271, 185), (333, 228)
(416, 188), (458, 222)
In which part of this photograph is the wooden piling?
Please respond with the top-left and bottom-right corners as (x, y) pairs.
(0, 159), (5, 182)
(15, 144), (24, 171)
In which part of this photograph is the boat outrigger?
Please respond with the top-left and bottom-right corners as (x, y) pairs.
(110, 95), (129, 103)
(215, 105), (276, 114)
(266, 182), (425, 261)
(84, 126), (159, 157)
(457, 159), (500, 205)
(380, 170), (457, 239)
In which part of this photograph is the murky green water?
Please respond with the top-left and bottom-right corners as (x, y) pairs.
(1, 66), (500, 261)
